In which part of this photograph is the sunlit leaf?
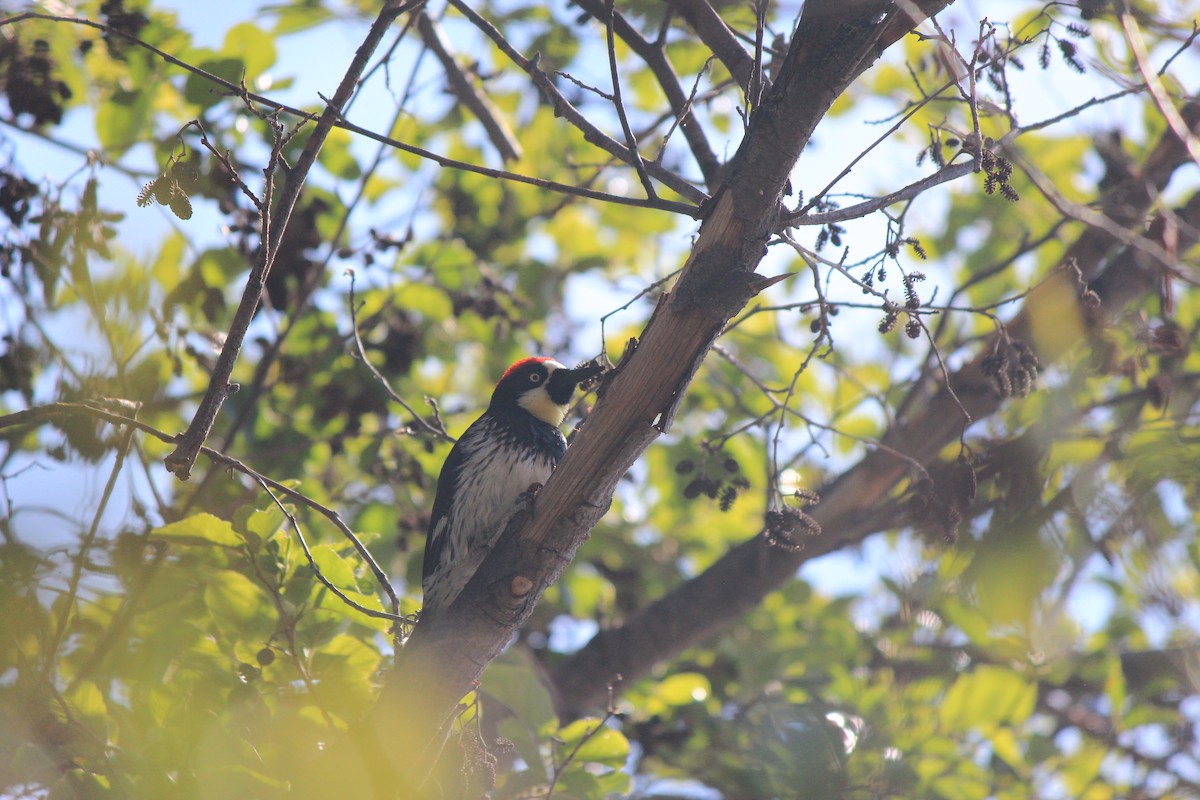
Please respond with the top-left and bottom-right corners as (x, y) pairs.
(555, 718), (630, 767)
(150, 513), (241, 547)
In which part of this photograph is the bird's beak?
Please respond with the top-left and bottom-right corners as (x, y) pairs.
(558, 363), (604, 387)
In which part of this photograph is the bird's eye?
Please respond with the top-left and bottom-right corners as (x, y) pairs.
(529, 373), (542, 383)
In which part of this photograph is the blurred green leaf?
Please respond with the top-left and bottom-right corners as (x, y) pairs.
(939, 667), (1037, 733)
(555, 718), (630, 767)
(151, 513), (241, 547)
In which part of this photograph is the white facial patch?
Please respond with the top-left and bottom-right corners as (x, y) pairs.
(517, 360), (569, 427)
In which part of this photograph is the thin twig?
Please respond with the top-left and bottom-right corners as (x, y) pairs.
(574, 0), (722, 188)
(791, 71), (965, 220)
(347, 271), (452, 441)
(445, 0), (709, 202)
(211, 23), (430, 463)
(604, 0), (656, 199)
(42, 426), (135, 680)
(0, 13), (700, 220)
(785, 161), (976, 227)
(255, 476), (409, 628)
(0, 401), (406, 623)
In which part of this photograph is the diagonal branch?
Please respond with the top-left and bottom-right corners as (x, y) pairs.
(163, 1), (410, 479)
(573, 0), (724, 189)
(415, 8), (523, 163)
(446, 0), (709, 203)
(670, 0), (756, 91)
(602, 0), (656, 199)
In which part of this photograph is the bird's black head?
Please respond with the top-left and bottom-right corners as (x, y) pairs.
(490, 357), (603, 426)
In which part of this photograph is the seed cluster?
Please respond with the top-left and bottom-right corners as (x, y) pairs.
(907, 457), (977, 545)
(981, 338), (1042, 398)
(763, 488), (821, 552)
(676, 455), (751, 511)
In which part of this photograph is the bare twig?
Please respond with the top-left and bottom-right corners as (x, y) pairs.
(185, 120), (263, 210)
(792, 71), (965, 220)
(256, 476), (411, 628)
(544, 678), (621, 799)
(447, 0), (710, 201)
(0, 12), (699, 226)
(604, 0), (656, 199)
(786, 161), (976, 226)
(573, 0), (722, 188)
(0, 401), (405, 623)
(347, 271), (452, 441)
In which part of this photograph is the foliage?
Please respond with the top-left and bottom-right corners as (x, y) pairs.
(1, 0), (1198, 798)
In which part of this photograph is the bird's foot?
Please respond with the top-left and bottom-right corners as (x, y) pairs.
(517, 482), (544, 510)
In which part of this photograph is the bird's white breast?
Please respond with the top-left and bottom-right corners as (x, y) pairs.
(423, 427), (558, 611)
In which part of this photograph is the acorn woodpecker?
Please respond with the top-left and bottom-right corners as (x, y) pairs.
(422, 357), (602, 615)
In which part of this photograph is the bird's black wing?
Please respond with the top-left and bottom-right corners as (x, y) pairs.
(422, 419), (481, 581)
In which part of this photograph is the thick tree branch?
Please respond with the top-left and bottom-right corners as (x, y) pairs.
(363, 0), (952, 786)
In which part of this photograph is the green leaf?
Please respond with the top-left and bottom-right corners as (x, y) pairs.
(310, 544), (357, 590)
(317, 127), (362, 181)
(94, 87), (153, 156)
(483, 661), (557, 732)
(239, 504), (287, 542)
(204, 570), (274, 642)
(222, 22), (277, 79)
(270, 2), (334, 34)
(65, 680), (108, 737)
(939, 666), (1037, 733)
(555, 718), (629, 766)
(185, 57), (245, 107)
(150, 513), (241, 547)
(651, 672), (711, 708)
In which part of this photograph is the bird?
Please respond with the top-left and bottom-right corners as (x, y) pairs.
(421, 357), (603, 616)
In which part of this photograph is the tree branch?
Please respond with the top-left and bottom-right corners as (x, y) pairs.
(787, 161), (976, 226)
(1, 11), (701, 217)
(669, 0), (756, 91)
(446, 0), (709, 204)
(573, 0), (724, 189)
(163, 1), (409, 479)
(414, 9), (523, 163)
(0, 401), (404, 623)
